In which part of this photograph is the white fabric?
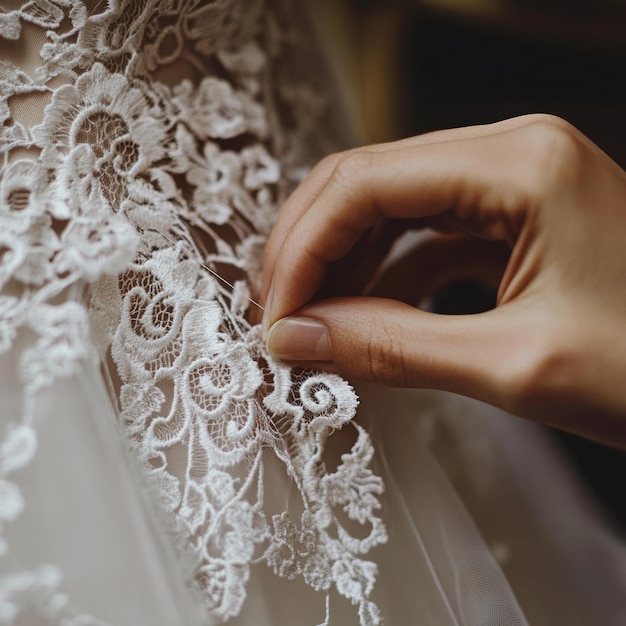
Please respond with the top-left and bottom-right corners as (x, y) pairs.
(0, 332), (206, 625)
(359, 386), (626, 626)
(0, 1), (625, 625)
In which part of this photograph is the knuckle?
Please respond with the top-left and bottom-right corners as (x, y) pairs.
(363, 322), (412, 387)
(315, 151), (344, 175)
(331, 150), (374, 194)
(305, 151), (346, 194)
(519, 113), (573, 133)
(499, 325), (572, 416)
(523, 117), (584, 193)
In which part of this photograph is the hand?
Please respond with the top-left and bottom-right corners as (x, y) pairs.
(260, 114), (626, 446)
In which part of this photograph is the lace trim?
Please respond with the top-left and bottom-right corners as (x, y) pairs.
(0, 2), (388, 623)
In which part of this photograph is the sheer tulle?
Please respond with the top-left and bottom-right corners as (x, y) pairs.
(360, 386), (626, 626)
(0, 328), (205, 625)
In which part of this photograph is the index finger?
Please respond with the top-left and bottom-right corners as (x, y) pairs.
(263, 115), (575, 334)
(260, 114), (550, 317)
(261, 125), (537, 335)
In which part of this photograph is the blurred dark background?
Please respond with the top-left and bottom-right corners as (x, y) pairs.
(311, 0), (626, 533)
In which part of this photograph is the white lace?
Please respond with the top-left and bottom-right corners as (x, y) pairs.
(0, 1), (387, 624)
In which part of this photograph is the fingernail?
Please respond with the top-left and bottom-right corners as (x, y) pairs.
(266, 317), (332, 362)
(261, 283), (274, 341)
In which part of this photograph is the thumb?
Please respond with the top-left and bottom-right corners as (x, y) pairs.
(265, 297), (538, 413)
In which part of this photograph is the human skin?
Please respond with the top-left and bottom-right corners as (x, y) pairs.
(259, 114), (626, 447)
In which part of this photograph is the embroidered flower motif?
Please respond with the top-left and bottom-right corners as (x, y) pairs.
(0, 161), (61, 234)
(174, 77), (267, 141)
(22, 302), (92, 393)
(118, 382), (164, 437)
(196, 560), (247, 619)
(184, 0), (264, 58)
(218, 42), (266, 96)
(320, 426), (387, 553)
(186, 142), (242, 226)
(0, 12), (22, 40)
(222, 500), (268, 561)
(56, 214), (139, 282)
(183, 344), (264, 462)
(241, 145), (280, 190)
(267, 512), (332, 591)
(0, 218), (59, 290)
(112, 246), (202, 381)
(35, 63), (166, 211)
(185, 345), (262, 421)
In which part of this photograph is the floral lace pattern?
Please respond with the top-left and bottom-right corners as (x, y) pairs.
(0, 1), (387, 624)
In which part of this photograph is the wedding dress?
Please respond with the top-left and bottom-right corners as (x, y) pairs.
(1, 1), (625, 625)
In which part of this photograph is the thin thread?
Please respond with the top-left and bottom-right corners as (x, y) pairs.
(159, 231), (266, 312)
(87, 0), (107, 17)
